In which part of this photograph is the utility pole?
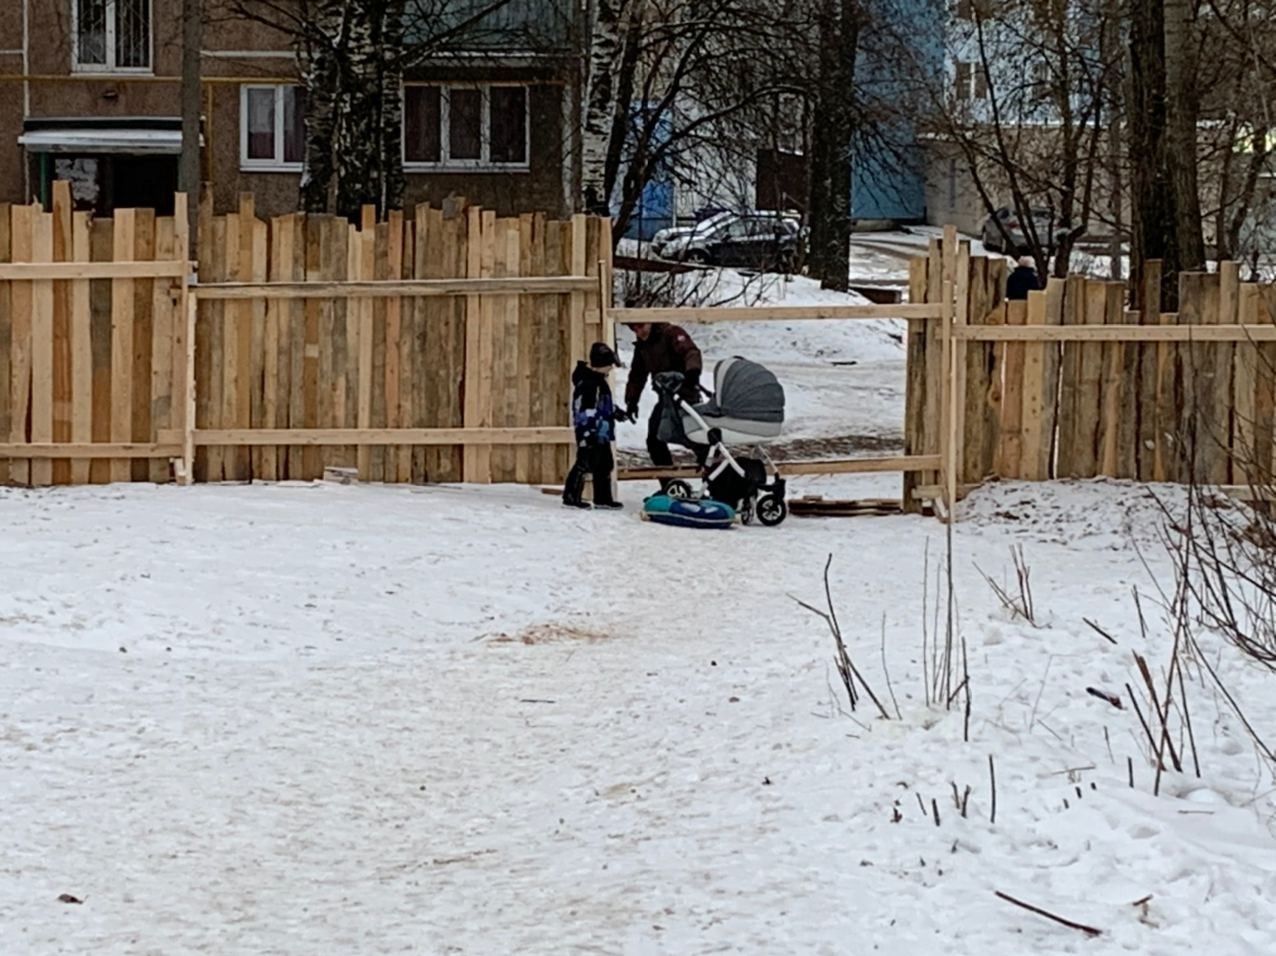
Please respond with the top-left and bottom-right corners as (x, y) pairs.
(180, 0), (203, 247)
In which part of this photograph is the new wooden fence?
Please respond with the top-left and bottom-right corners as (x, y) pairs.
(0, 189), (609, 487)
(0, 183), (191, 487)
(908, 240), (1276, 509)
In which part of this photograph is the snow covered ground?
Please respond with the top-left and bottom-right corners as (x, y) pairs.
(3, 479), (1275, 955)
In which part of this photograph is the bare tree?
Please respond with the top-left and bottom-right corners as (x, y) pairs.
(890, 0), (1118, 279)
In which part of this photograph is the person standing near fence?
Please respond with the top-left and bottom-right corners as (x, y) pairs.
(1006, 255), (1040, 301)
(563, 342), (628, 510)
(623, 323), (704, 478)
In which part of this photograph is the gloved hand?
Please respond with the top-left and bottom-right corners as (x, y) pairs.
(625, 402), (640, 422)
(684, 369), (702, 395)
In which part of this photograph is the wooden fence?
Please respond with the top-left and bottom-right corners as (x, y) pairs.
(0, 187), (608, 487)
(906, 238), (1276, 511)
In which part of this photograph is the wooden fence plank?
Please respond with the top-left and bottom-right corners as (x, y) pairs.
(1056, 275), (1086, 474)
(89, 216), (113, 484)
(149, 216), (176, 482)
(0, 203), (10, 486)
(901, 256), (929, 511)
(1217, 262), (1240, 483)
(384, 211), (405, 482)
(109, 209), (138, 483)
(129, 208), (155, 482)
(9, 204), (34, 486)
(1255, 288), (1276, 484)
(1234, 283), (1260, 482)
(1071, 280), (1107, 478)
(996, 299), (1027, 478)
(51, 182), (72, 485)
(30, 210), (55, 487)
(1097, 281), (1125, 477)
(1015, 282), (1056, 479)
(515, 214), (534, 484)
(357, 222), (375, 479)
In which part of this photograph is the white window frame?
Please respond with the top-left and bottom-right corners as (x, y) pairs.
(71, 0), (154, 74)
(239, 84), (305, 172)
(402, 83), (531, 172)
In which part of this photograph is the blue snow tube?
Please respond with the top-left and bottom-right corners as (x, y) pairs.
(641, 495), (737, 530)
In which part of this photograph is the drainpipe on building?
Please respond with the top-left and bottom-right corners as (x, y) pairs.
(22, 0), (30, 202)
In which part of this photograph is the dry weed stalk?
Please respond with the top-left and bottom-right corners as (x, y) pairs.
(793, 555), (892, 721)
(976, 545), (1038, 626)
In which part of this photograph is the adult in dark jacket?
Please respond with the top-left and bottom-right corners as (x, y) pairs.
(623, 322), (704, 468)
(563, 342), (627, 509)
(1006, 255), (1039, 301)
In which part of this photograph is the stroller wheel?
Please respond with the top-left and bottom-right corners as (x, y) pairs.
(665, 479), (695, 500)
(756, 494), (787, 527)
(740, 498), (755, 525)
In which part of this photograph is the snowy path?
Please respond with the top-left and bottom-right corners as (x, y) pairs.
(3, 481), (1275, 954)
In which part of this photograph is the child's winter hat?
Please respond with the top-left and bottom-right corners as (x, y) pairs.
(589, 342), (624, 369)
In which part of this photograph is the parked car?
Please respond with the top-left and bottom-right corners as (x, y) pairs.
(980, 206), (1072, 254)
(650, 211), (803, 272)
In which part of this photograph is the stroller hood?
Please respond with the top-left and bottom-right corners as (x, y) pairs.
(698, 357), (785, 424)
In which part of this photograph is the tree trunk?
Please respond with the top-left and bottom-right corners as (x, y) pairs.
(299, 1), (349, 214)
(335, 0), (380, 217)
(806, 0), (858, 292)
(1128, 0), (1182, 308)
(1164, 0), (1205, 270)
(378, 0), (407, 215)
(602, 2), (644, 224)
(582, 0), (626, 213)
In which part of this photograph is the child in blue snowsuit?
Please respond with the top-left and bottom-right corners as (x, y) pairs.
(563, 342), (630, 509)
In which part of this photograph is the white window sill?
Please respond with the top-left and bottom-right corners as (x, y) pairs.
(403, 163), (530, 174)
(71, 66), (155, 76)
(240, 163), (304, 173)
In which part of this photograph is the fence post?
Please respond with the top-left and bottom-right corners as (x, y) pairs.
(173, 192), (196, 485)
(939, 224), (959, 521)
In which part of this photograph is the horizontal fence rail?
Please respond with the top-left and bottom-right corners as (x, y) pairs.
(193, 276), (598, 301)
(609, 304), (942, 323)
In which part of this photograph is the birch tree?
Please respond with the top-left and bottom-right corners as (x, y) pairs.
(216, 0), (519, 218)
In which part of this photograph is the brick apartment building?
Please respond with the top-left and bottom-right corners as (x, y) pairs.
(0, 0), (583, 217)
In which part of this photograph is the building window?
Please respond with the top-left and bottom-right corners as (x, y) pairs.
(955, 62), (990, 102)
(74, 0), (151, 72)
(240, 85), (306, 171)
(404, 84), (529, 169)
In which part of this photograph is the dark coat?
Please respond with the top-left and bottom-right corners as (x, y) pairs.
(624, 324), (704, 407)
(571, 362), (620, 445)
(1006, 266), (1039, 301)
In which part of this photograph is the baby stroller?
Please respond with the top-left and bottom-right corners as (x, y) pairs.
(652, 357), (789, 526)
